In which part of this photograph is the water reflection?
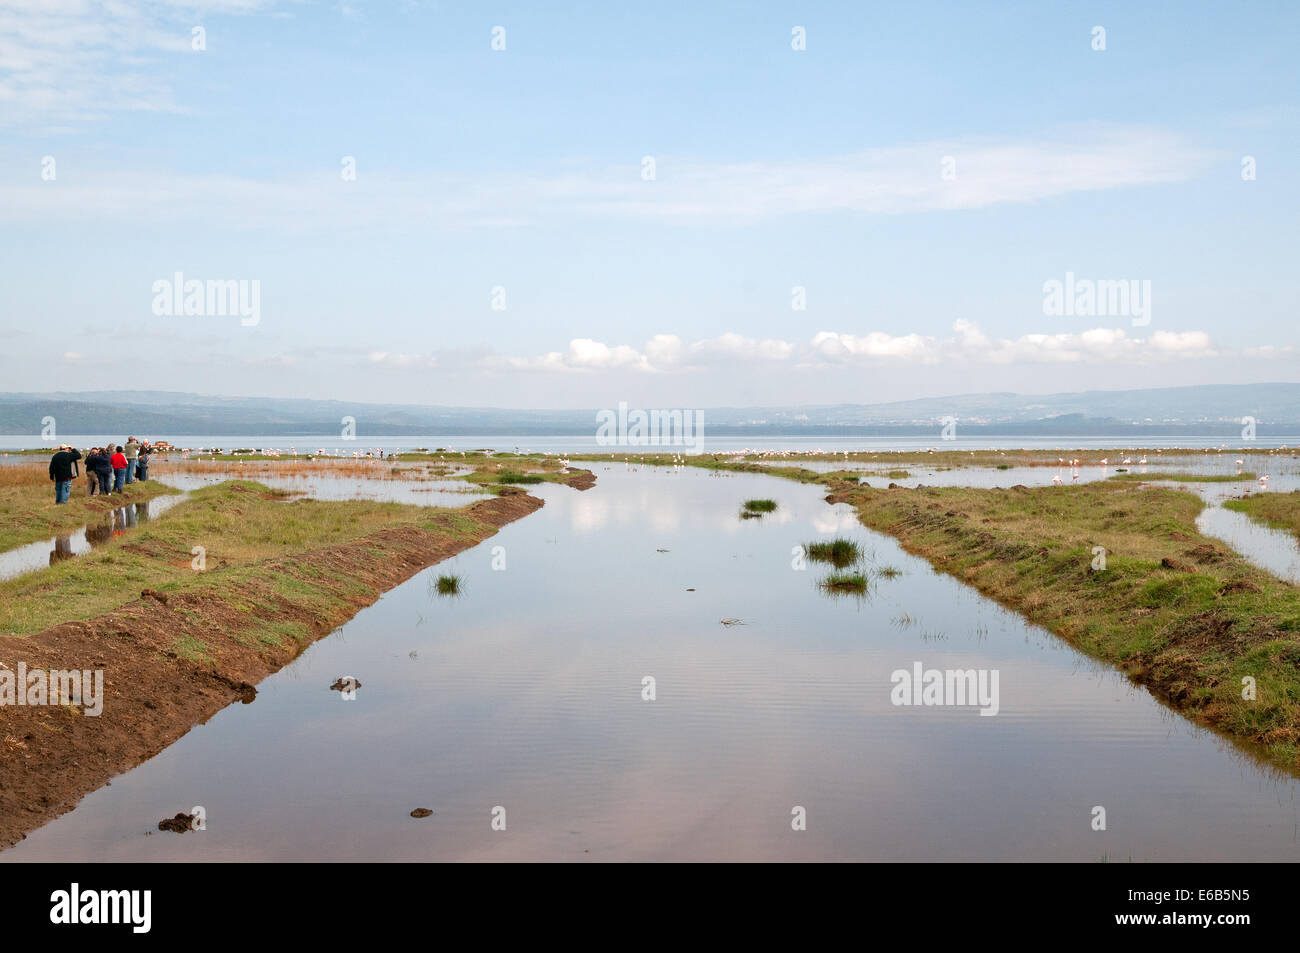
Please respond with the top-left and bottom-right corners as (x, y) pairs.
(0, 497), (180, 582)
(6, 468), (1300, 862)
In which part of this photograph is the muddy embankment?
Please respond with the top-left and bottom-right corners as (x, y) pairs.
(0, 492), (543, 850)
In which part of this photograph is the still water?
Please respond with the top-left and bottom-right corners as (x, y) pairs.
(5, 467), (1300, 861)
(0, 495), (185, 583)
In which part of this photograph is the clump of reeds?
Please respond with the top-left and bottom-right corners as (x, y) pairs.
(740, 498), (777, 518)
(804, 537), (861, 568)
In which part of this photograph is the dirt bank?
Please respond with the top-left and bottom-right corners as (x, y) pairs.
(0, 492), (542, 850)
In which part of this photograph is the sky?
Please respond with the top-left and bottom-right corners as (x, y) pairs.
(0, 0), (1297, 409)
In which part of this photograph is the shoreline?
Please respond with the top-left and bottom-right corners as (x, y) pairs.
(0, 492), (544, 850)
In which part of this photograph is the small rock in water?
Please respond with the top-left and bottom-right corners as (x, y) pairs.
(410, 808), (434, 819)
(158, 812), (195, 833)
(329, 677), (361, 692)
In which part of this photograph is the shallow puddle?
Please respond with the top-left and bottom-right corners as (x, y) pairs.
(0, 495), (186, 583)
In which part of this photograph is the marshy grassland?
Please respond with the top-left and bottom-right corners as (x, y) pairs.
(0, 463), (551, 848)
(1109, 471), (1257, 482)
(0, 460), (176, 551)
(0, 480), (507, 638)
(567, 449), (1300, 768)
(1225, 491), (1300, 541)
(822, 479), (1300, 768)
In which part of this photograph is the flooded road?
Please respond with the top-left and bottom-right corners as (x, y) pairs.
(5, 466), (1300, 861)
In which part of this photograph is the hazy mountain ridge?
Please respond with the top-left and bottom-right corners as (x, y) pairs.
(1, 384), (1297, 436)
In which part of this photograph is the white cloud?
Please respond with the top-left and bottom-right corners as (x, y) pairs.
(0, 125), (1218, 230)
(810, 321), (1217, 367)
(0, 0), (277, 127)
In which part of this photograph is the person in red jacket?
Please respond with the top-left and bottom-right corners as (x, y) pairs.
(110, 445), (128, 493)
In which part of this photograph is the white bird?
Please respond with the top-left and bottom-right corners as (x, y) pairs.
(1235, 459), (1244, 467)
(1052, 474), (1062, 485)
(1099, 458), (1108, 466)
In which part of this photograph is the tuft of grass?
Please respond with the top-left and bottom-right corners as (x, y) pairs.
(433, 573), (462, 595)
(493, 471), (544, 485)
(819, 571), (870, 593)
(805, 537), (861, 568)
(741, 498), (777, 518)
(876, 565), (902, 579)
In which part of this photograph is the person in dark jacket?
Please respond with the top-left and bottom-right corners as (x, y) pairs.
(86, 447), (113, 496)
(49, 445), (82, 504)
(84, 447), (100, 496)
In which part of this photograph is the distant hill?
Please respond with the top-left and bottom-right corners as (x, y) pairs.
(1, 383), (1298, 437)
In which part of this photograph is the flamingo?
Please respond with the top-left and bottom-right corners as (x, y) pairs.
(1052, 474), (1062, 485)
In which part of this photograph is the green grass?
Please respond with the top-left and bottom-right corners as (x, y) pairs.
(742, 498), (777, 515)
(805, 538), (861, 568)
(0, 465), (177, 551)
(492, 471), (544, 485)
(1110, 471), (1256, 483)
(0, 481), (503, 638)
(819, 571), (870, 593)
(822, 479), (1300, 769)
(1225, 491), (1300, 541)
(433, 573), (462, 595)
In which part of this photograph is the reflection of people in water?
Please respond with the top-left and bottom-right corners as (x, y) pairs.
(49, 534), (75, 565)
(85, 519), (113, 546)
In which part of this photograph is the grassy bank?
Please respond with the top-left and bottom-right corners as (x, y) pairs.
(0, 480), (496, 638)
(0, 480), (546, 848)
(0, 462), (177, 552)
(823, 479), (1300, 768)
(1225, 491), (1300, 541)
(1109, 471), (1256, 482)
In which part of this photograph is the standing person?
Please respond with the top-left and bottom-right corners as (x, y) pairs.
(84, 447), (101, 496)
(136, 441), (151, 482)
(110, 445), (128, 493)
(90, 446), (113, 496)
(48, 444), (82, 504)
(124, 437), (140, 485)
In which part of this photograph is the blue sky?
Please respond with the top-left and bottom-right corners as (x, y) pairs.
(1, 0), (1296, 407)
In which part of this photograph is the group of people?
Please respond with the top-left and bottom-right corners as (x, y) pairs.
(48, 438), (156, 504)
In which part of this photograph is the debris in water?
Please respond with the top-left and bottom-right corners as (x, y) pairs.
(410, 808), (434, 818)
(158, 813), (195, 833)
(330, 677), (361, 692)
(720, 618), (745, 627)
